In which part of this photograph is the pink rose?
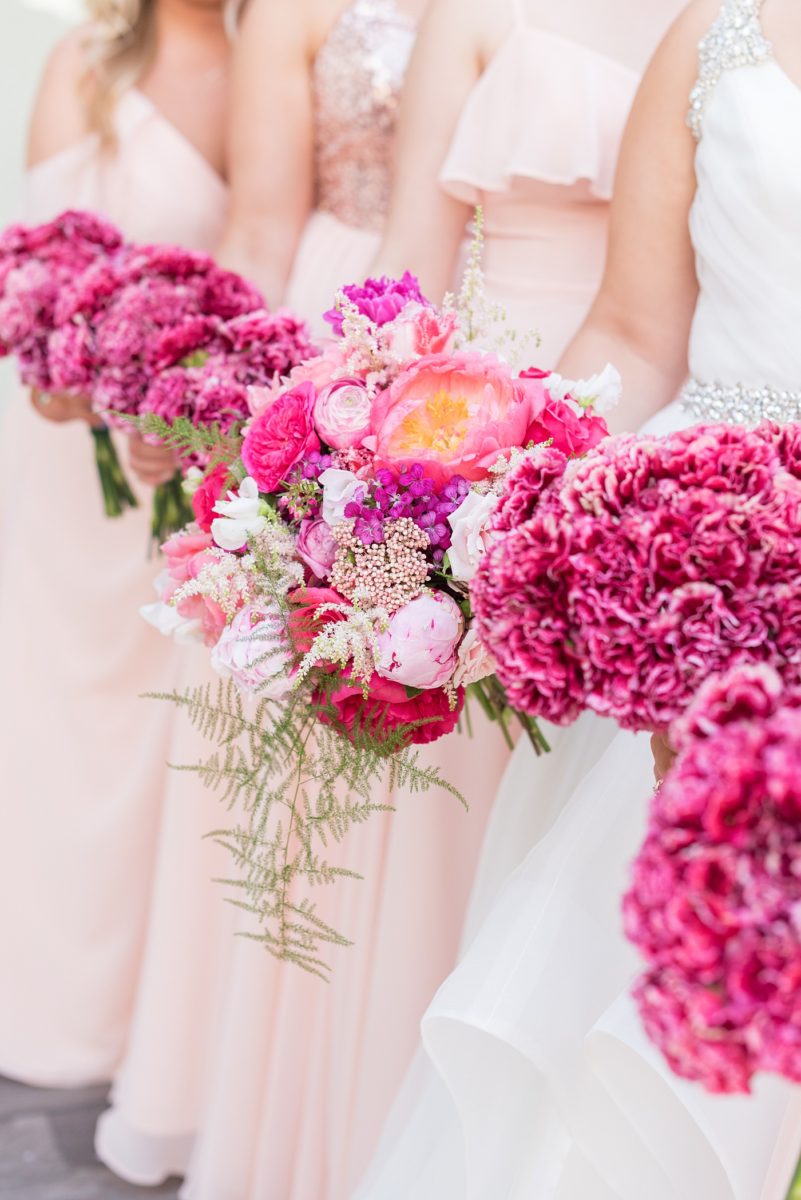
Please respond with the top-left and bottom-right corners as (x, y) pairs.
(295, 519), (338, 580)
(375, 592), (463, 689)
(447, 490), (499, 582)
(248, 345), (346, 417)
(384, 303), (458, 358)
(452, 627), (496, 688)
(211, 603), (294, 698)
(372, 352), (531, 484)
(522, 372), (609, 457)
(191, 463), (230, 533)
(241, 381), (320, 493)
(314, 378), (372, 450)
(318, 673), (464, 747)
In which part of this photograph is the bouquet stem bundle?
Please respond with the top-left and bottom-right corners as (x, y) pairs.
(91, 426), (138, 518)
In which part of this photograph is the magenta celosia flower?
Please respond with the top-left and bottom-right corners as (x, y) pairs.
(474, 422), (801, 731)
(323, 271), (428, 336)
(624, 665), (801, 1094)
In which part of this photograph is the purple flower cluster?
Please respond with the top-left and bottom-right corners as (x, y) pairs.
(474, 422), (801, 730)
(625, 665), (801, 1094)
(279, 452), (334, 521)
(343, 463), (470, 562)
(323, 271), (428, 336)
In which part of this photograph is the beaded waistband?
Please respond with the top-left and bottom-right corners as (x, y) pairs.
(680, 379), (801, 425)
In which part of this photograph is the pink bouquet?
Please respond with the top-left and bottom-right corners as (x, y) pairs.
(143, 271), (613, 972)
(474, 422), (801, 732)
(0, 212), (315, 538)
(624, 665), (801, 1096)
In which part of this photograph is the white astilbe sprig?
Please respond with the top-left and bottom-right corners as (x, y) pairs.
(172, 548), (260, 621)
(334, 295), (390, 388)
(247, 519), (305, 595)
(445, 207), (540, 369)
(295, 590), (390, 689)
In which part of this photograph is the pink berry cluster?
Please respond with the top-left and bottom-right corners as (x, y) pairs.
(474, 422), (801, 730)
(625, 665), (801, 1094)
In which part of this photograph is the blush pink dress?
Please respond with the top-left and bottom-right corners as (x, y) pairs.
(96, 3), (509, 1197)
(0, 89), (228, 1087)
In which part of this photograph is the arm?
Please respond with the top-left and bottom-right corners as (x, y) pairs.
(369, 0), (485, 300)
(558, 0), (719, 434)
(215, 0), (316, 305)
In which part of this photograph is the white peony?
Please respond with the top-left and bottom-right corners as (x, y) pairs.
(210, 604), (295, 698)
(447, 490), (499, 582)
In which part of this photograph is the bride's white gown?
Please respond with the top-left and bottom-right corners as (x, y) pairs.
(354, 2), (801, 1197)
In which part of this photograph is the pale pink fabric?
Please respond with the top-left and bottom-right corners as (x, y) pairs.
(441, 26), (639, 350)
(0, 90), (228, 1087)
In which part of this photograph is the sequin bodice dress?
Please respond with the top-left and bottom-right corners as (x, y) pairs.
(284, 0), (415, 333)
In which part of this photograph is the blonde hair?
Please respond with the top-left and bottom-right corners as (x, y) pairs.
(82, 0), (246, 139)
(82, 0), (157, 138)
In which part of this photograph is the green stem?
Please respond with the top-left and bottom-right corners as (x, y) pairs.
(785, 1151), (801, 1200)
(91, 426), (139, 519)
(151, 470), (194, 549)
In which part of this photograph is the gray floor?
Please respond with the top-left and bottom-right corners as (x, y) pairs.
(0, 1076), (181, 1199)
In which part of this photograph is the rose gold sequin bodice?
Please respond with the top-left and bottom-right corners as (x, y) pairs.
(312, 0), (416, 231)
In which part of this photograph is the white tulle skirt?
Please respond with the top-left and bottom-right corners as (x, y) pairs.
(353, 400), (801, 1200)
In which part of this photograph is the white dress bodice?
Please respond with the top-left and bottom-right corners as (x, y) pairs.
(683, 0), (801, 421)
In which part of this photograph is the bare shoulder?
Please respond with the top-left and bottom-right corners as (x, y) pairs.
(27, 25), (94, 168)
(630, 0), (723, 126)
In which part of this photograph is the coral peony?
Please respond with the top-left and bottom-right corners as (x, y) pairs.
(241, 381), (321, 493)
(372, 351), (533, 484)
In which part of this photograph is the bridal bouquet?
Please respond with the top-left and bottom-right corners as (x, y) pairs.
(141, 269), (613, 973)
(0, 210), (315, 537)
(624, 665), (801, 1097)
(474, 422), (801, 732)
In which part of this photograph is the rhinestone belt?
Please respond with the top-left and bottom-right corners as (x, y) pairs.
(680, 379), (801, 425)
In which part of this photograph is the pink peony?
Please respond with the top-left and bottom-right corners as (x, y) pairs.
(314, 378), (373, 450)
(372, 352), (533, 485)
(318, 673), (464, 747)
(624, 666), (801, 1093)
(295, 519), (338, 580)
(375, 591), (464, 689)
(211, 603), (294, 698)
(241, 381), (321, 492)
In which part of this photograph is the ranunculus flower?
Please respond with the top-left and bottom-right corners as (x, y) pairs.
(372, 352), (532, 484)
(241, 381), (320, 492)
(296, 519), (338, 580)
(318, 467), (364, 526)
(319, 673), (464, 747)
(452, 626), (496, 688)
(447, 489), (499, 582)
(383, 303), (458, 359)
(192, 463), (230, 533)
(314, 378), (372, 450)
(375, 592), (464, 689)
(211, 477), (267, 551)
(211, 603), (294, 698)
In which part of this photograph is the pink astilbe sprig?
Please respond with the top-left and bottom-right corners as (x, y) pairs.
(474, 422), (801, 732)
(624, 665), (801, 1094)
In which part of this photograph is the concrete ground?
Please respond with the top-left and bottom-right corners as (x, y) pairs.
(0, 1075), (181, 1199)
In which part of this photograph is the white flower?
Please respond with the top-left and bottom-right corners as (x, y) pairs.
(211, 477), (267, 552)
(549, 364), (622, 415)
(181, 467), (204, 497)
(319, 467), (363, 526)
(140, 571), (204, 645)
(452, 627), (496, 688)
(447, 490), (498, 582)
